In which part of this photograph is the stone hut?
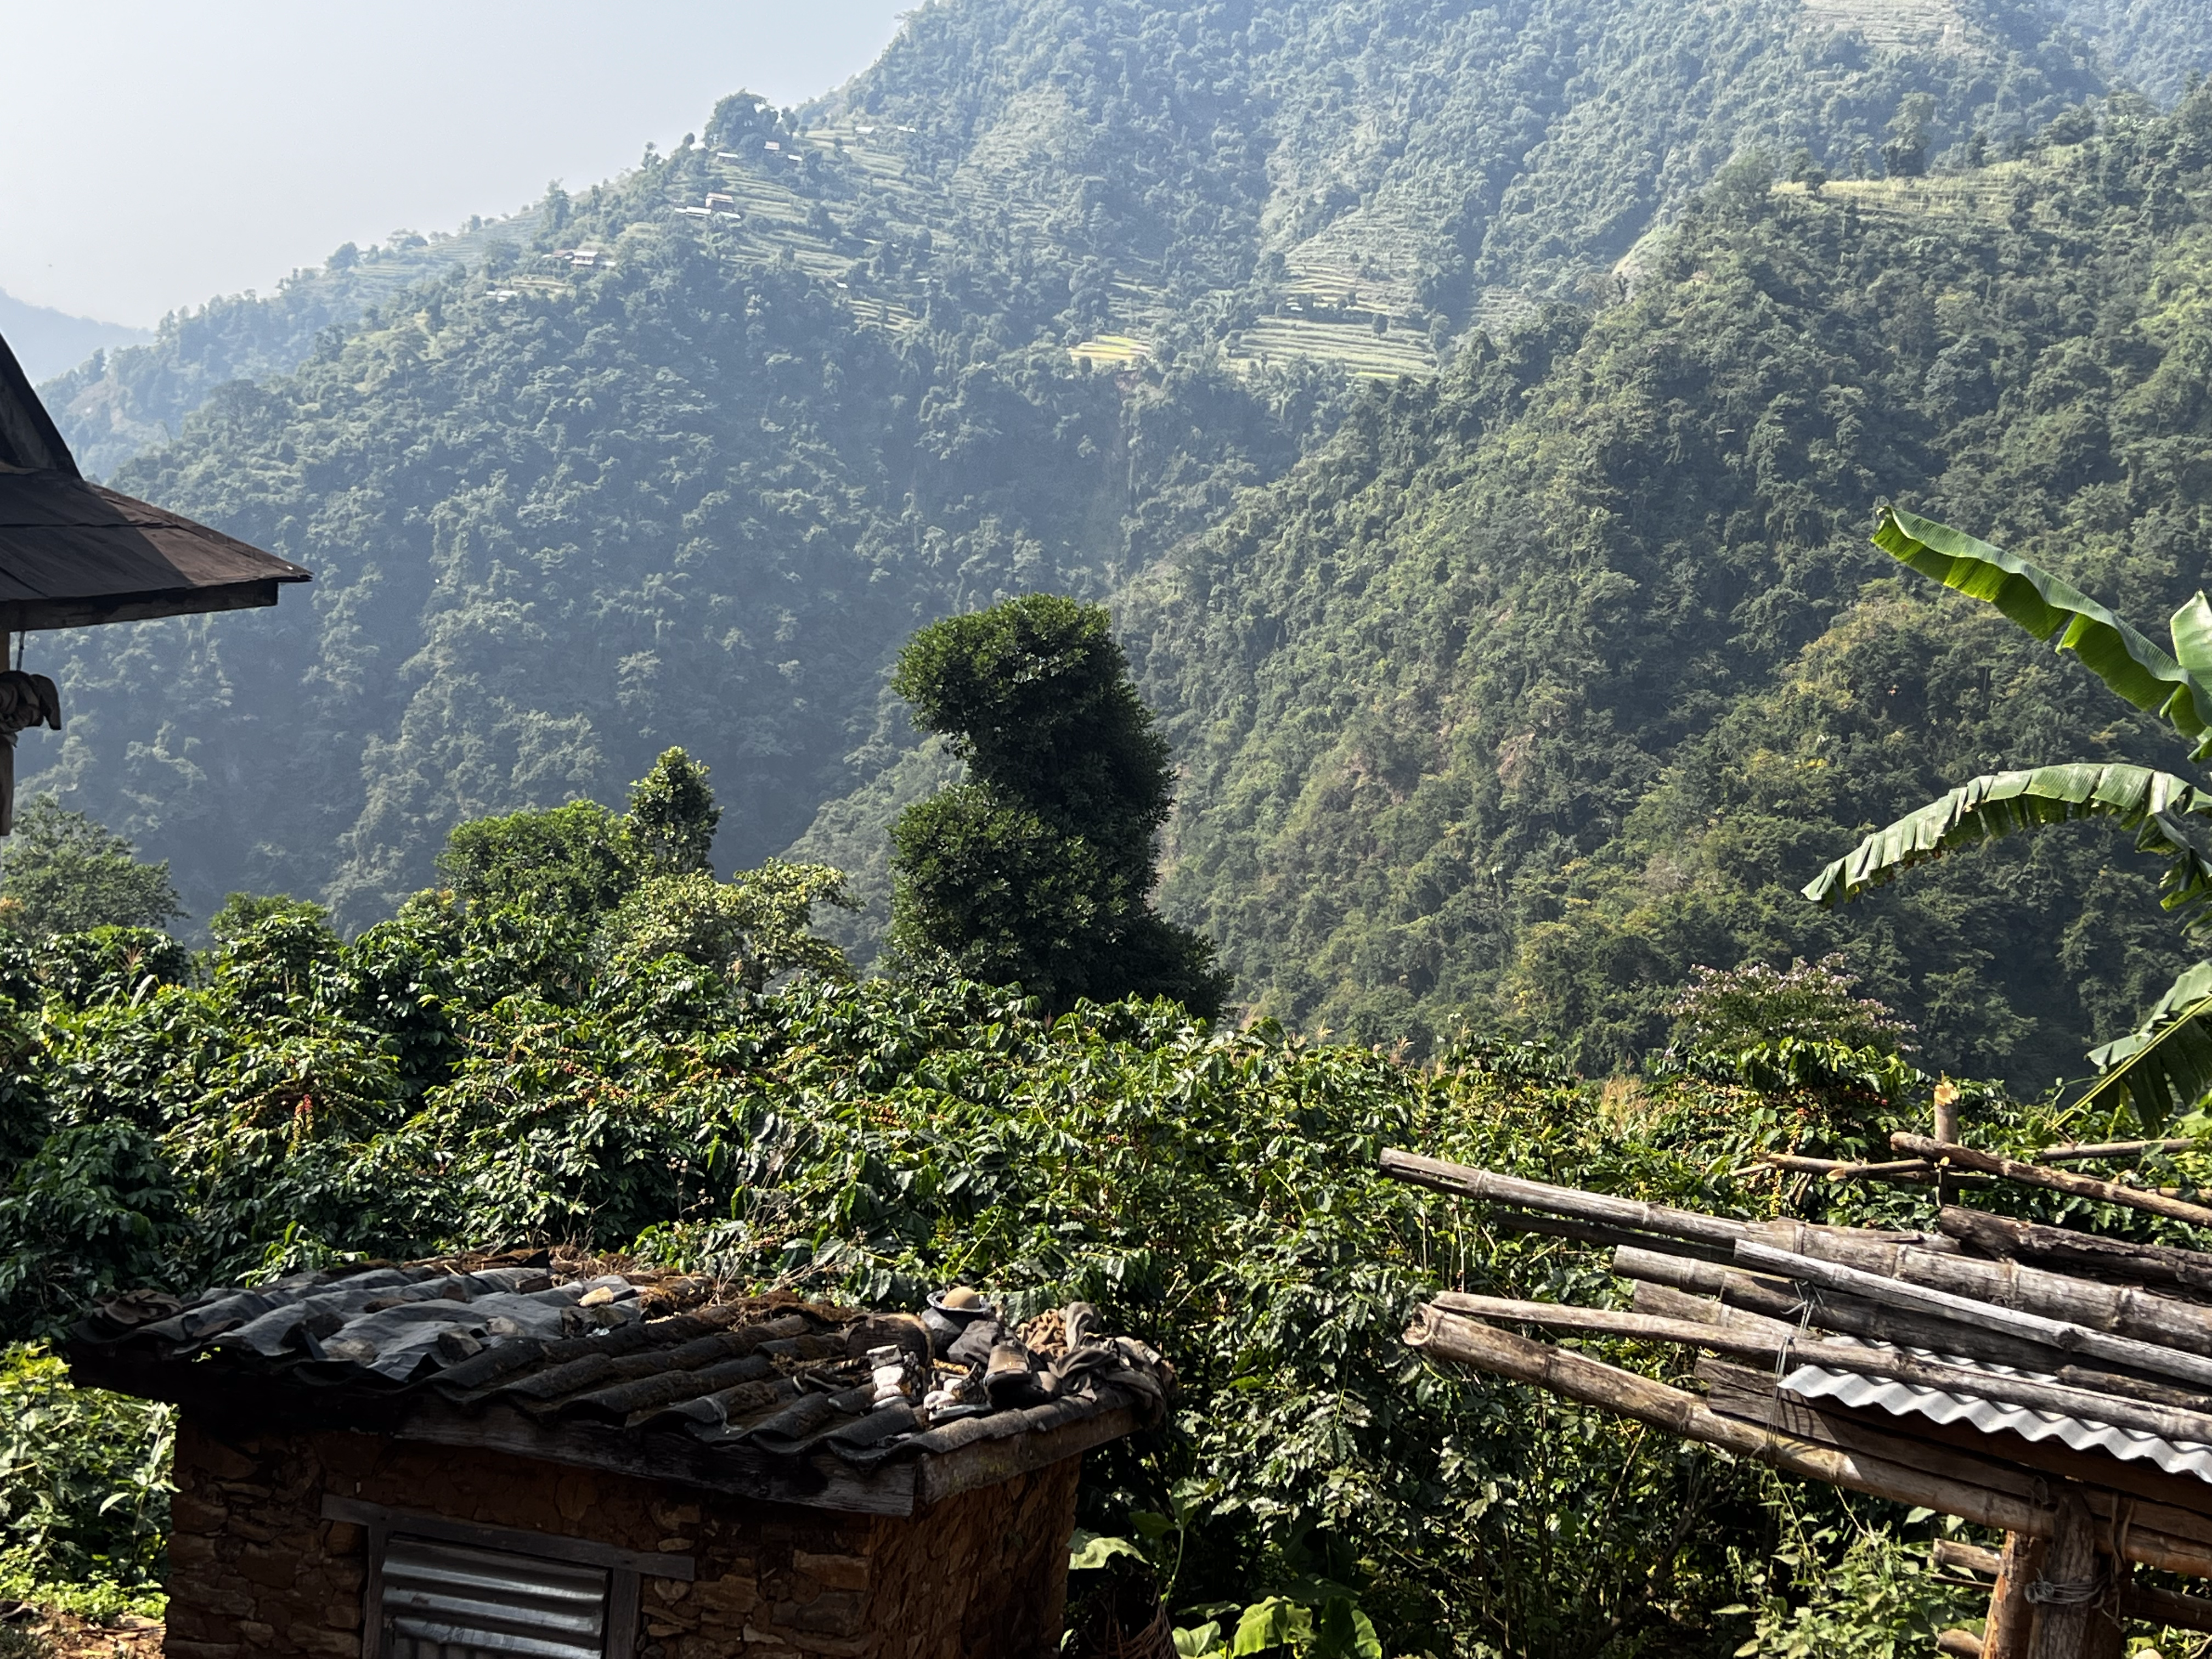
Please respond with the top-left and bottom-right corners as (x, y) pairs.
(68, 1257), (1173, 1659)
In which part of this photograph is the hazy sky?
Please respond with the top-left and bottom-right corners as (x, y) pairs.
(1, 1), (915, 328)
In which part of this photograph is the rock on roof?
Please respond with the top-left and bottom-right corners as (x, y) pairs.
(67, 1253), (1173, 1516)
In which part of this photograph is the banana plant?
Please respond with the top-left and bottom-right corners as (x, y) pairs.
(1803, 506), (2212, 1127)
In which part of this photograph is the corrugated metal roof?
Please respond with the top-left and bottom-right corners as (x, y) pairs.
(1782, 1352), (2212, 1485)
(67, 1256), (1172, 1474)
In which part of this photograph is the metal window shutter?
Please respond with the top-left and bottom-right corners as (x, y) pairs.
(380, 1534), (610, 1659)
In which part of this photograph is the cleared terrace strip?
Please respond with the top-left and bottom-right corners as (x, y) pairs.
(1231, 318), (1436, 379)
(1068, 335), (1150, 368)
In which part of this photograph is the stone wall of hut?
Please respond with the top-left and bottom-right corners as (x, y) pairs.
(161, 1410), (1081, 1659)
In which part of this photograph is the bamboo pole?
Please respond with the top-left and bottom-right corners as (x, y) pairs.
(1936, 1539), (2005, 1576)
(1940, 1207), (2212, 1301)
(1429, 1292), (2212, 1448)
(1428, 1293), (1788, 1356)
(1935, 1085), (1964, 1152)
(1403, 1307), (2212, 1577)
(1752, 1223), (2212, 1359)
(2055, 1363), (2212, 1413)
(1893, 1135), (2212, 1231)
(1936, 1084), (1963, 1208)
(1615, 1246), (2076, 1374)
(1628, 1279), (1805, 1342)
(1379, 1149), (1751, 1247)
(1734, 1239), (2212, 1392)
(1763, 1152), (1943, 1183)
(2039, 1140), (2198, 1164)
(1484, 1206), (1740, 1265)
(2128, 1579), (2212, 1635)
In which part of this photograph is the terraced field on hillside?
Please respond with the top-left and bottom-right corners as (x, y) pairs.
(1231, 314), (1436, 379)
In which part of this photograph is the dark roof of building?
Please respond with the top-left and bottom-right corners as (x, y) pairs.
(67, 1253), (1173, 1517)
(0, 331), (308, 631)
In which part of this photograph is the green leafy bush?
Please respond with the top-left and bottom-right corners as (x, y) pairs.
(0, 1345), (171, 1619)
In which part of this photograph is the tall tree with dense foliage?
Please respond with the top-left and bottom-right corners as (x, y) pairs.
(436, 748), (727, 918)
(888, 596), (1227, 1016)
(0, 802), (183, 937)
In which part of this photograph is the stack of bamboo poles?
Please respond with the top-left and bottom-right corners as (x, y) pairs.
(1382, 1143), (2212, 1659)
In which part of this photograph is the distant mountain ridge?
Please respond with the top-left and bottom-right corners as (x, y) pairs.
(44, 0), (2161, 469)
(0, 291), (148, 385)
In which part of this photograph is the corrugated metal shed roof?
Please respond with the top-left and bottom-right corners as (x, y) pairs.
(1783, 1351), (2212, 1486)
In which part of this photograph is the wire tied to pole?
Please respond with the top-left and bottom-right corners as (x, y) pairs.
(2024, 1572), (2103, 1607)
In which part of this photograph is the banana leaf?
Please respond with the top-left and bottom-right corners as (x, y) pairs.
(1875, 506), (2212, 754)
(1803, 763), (2212, 927)
(2081, 959), (2212, 1126)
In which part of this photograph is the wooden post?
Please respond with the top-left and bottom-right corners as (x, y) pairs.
(1934, 1080), (1961, 1208)
(2028, 1491), (2101, 1659)
(1933, 1080), (1962, 1150)
(2084, 1546), (2130, 1659)
(1985, 1531), (2045, 1659)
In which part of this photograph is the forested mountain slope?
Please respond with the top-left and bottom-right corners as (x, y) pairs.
(19, 0), (2136, 934)
(2063, 0), (2212, 100)
(42, 211), (544, 478)
(1129, 93), (2212, 1090)
(837, 0), (2099, 334)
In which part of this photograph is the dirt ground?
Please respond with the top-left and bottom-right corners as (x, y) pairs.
(2, 1607), (162, 1659)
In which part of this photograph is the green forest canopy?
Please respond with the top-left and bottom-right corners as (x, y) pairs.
(5, 5), (2212, 1649)
(10, 754), (2208, 1656)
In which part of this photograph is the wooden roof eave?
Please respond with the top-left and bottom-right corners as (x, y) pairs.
(0, 332), (310, 630)
(0, 577), (297, 633)
(65, 1340), (1133, 1519)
